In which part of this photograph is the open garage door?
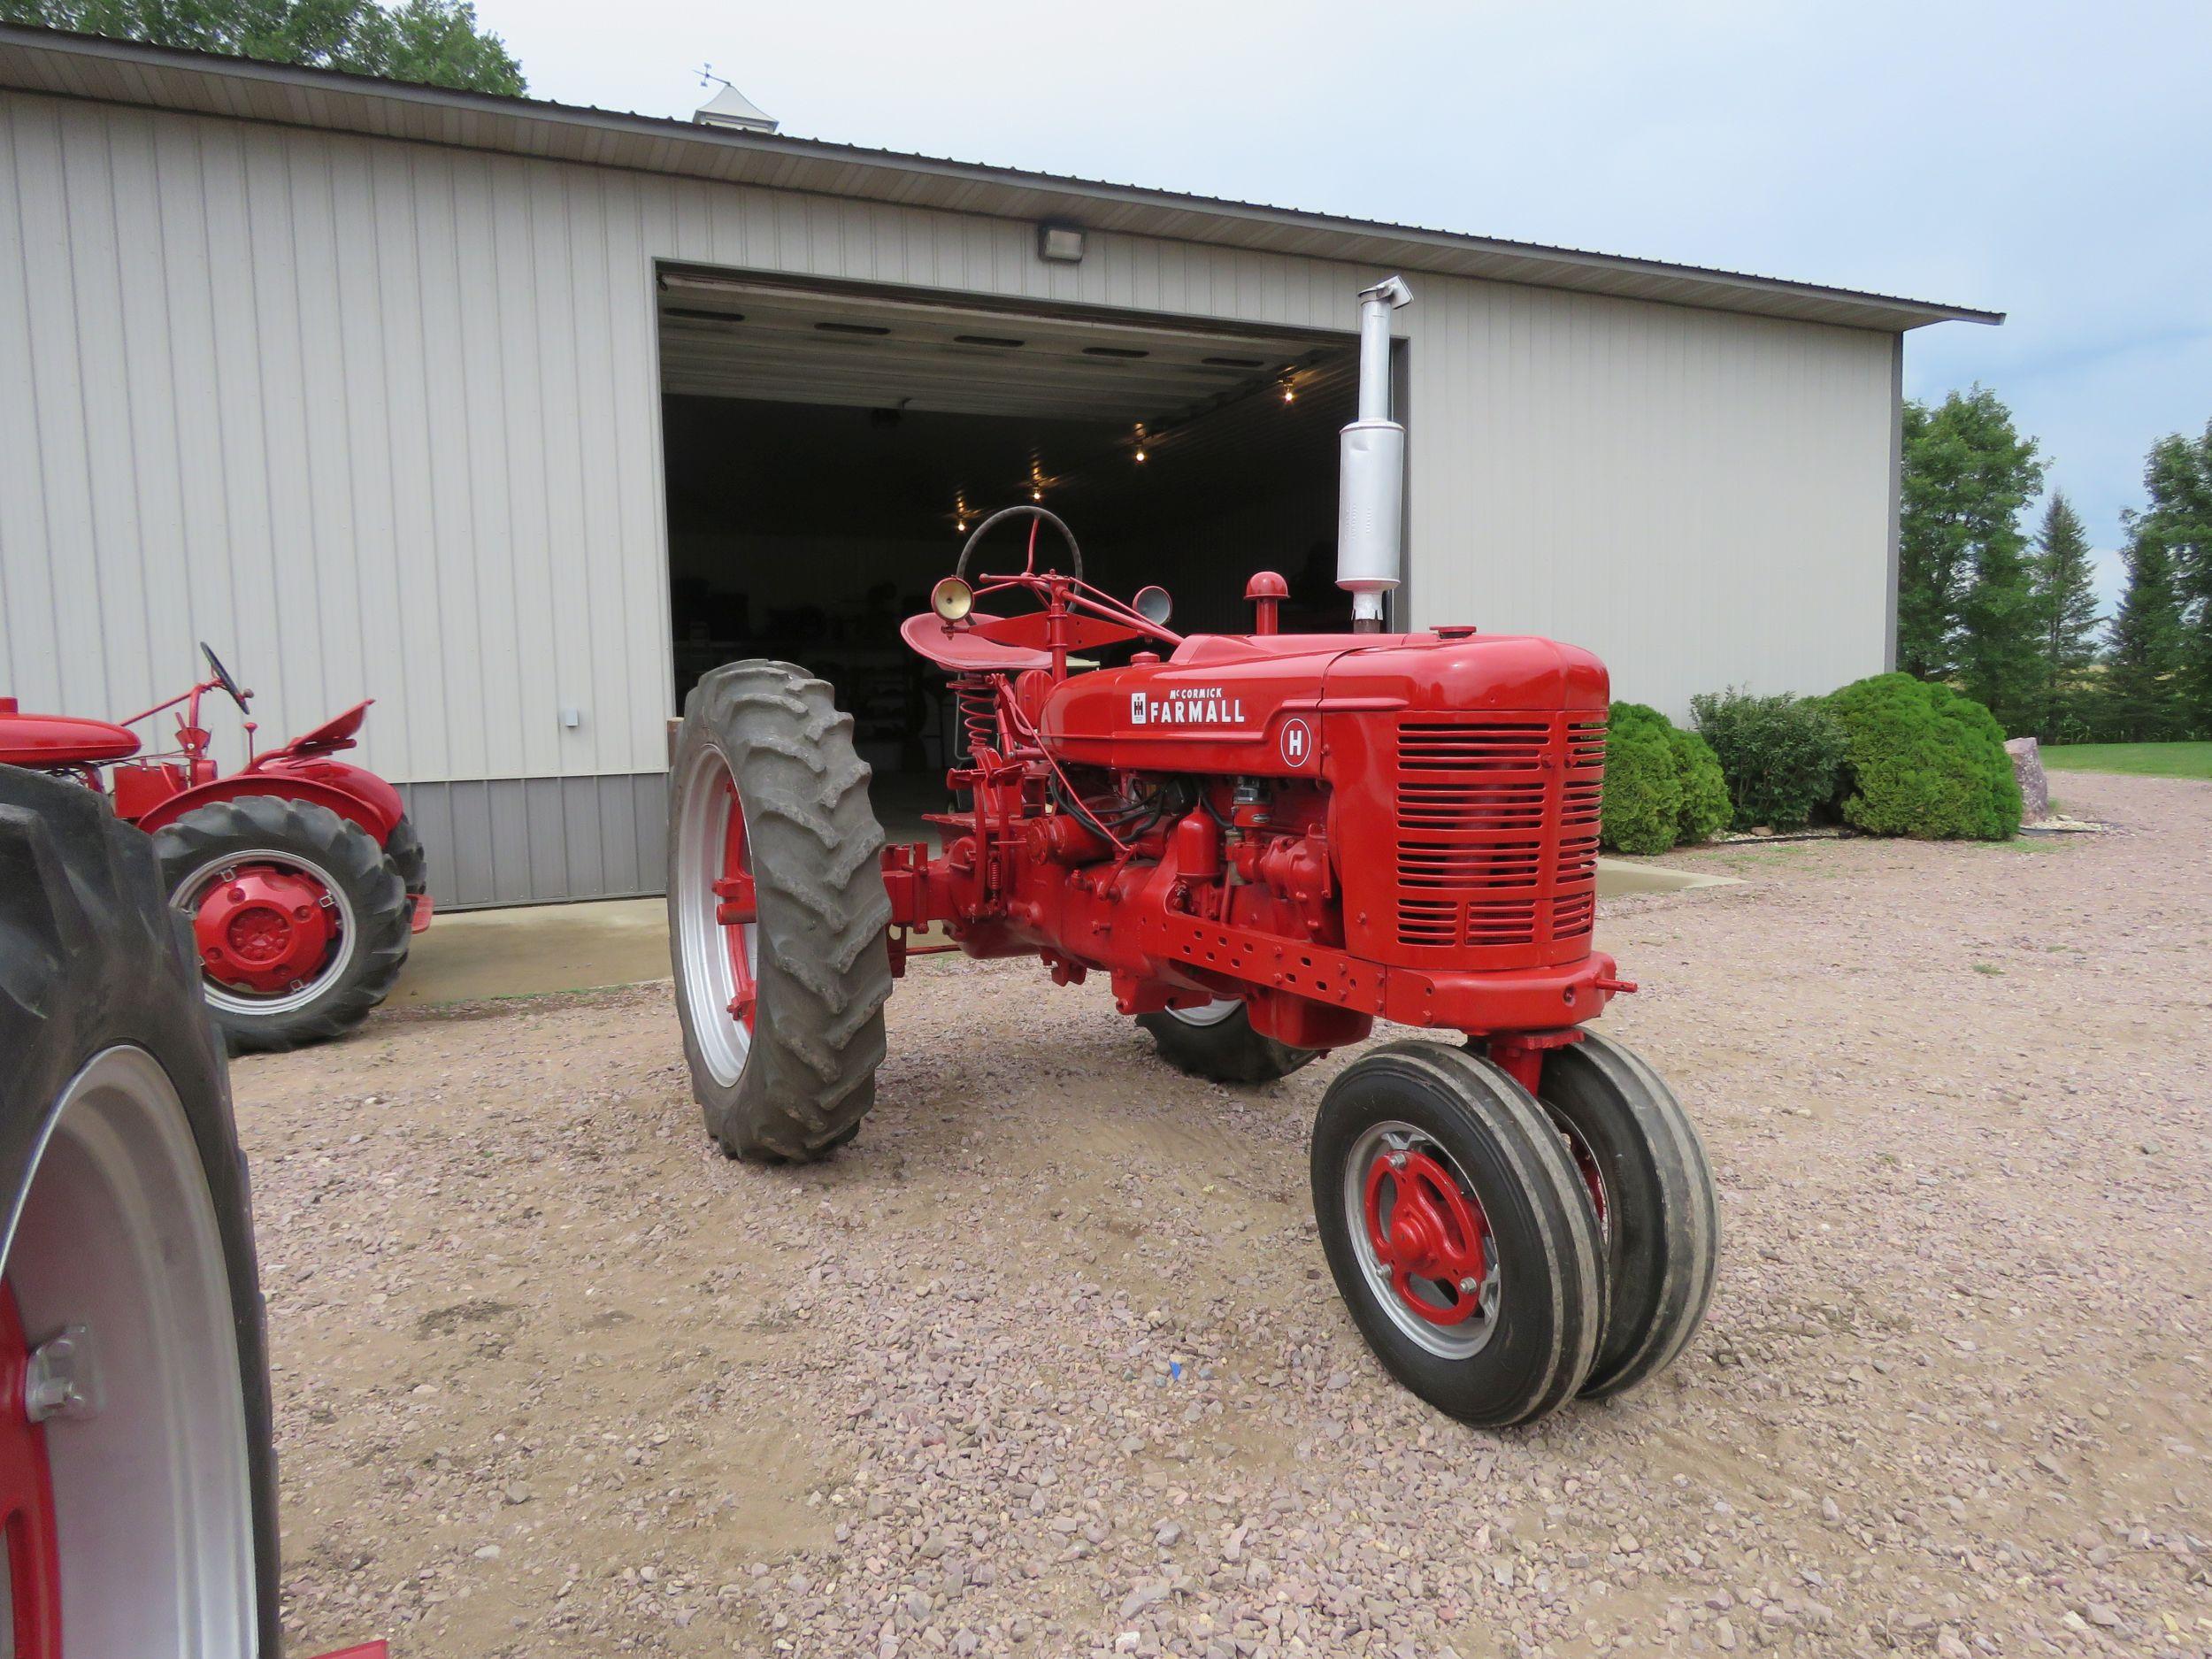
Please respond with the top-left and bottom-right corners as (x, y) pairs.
(657, 269), (1367, 840)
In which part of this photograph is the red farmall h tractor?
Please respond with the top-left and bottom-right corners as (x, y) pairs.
(666, 278), (1718, 1427)
(0, 644), (429, 1050)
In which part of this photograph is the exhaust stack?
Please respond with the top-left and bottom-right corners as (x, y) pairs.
(1336, 275), (1412, 633)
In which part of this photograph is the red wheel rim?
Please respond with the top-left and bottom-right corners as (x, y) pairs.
(189, 861), (341, 995)
(1362, 1143), (1491, 1327)
(0, 1285), (63, 1658)
(713, 776), (758, 1032)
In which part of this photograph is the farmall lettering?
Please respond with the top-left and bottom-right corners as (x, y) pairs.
(1127, 687), (1248, 727)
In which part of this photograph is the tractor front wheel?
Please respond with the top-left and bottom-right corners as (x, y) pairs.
(1137, 998), (1320, 1083)
(1531, 1032), (1719, 1398)
(1311, 1041), (1604, 1427)
(152, 795), (411, 1052)
(668, 661), (893, 1162)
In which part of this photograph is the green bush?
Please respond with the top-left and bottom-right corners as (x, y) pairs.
(1668, 726), (1732, 844)
(1600, 711), (1681, 855)
(1688, 688), (1849, 831)
(1822, 673), (2021, 841)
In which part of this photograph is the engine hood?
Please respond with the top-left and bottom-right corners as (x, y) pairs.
(0, 705), (142, 769)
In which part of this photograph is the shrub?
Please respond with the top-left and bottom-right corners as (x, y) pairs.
(1822, 673), (2021, 841)
(1600, 712), (1680, 855)
(1667, 726), (1732, 844)
(1688, 688), (1849, 831)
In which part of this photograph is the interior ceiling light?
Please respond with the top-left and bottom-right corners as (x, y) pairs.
(1133, 423), (1148, 463)
(1279, 371), (1297, 403)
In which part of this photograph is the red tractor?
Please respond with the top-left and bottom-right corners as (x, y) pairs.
(0, 644), (429, 1051)
(667, 279), (1718, 1428)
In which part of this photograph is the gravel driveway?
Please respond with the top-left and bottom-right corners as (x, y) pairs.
(250, 771), (2210, 1659)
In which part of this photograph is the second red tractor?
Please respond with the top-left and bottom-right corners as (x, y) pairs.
(0, 644), (429, 1050)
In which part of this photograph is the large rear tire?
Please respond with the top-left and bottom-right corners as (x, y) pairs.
(668, 662), (893, 1162)
(153, 795), (411, 1053)
(0, 764), (278, 1654)
(1535, 1032), (1719, 1398)
(1311, 1041), (1604, 1428)
(1137, 999), (1321, 1083)
(383, 812), (429, 902)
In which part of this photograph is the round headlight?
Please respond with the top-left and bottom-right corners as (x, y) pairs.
(931, 576), (974, 622)
(1132, 585), (1173, 627)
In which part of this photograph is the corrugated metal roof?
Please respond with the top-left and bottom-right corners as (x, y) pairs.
(0, 23), (2002, 334)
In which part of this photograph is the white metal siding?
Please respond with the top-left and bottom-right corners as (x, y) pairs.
(2, 89), (1893, 794)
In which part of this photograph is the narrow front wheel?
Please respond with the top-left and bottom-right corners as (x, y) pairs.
(1311, 1042), (1604, 1428)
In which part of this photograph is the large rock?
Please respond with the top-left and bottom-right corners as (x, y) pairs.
(2006, 736), (2049, 824)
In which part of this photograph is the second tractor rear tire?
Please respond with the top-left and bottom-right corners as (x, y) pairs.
(668, 662), (893, 1162)
(153, 795), (411, 1053)
(1137, 999), (1321, 1083)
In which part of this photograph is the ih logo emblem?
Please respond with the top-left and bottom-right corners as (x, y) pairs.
(1130, 691), (1147, 725)
(1279, 718), (1314, 767)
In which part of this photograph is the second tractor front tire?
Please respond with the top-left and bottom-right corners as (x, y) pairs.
(1311, 1042), (1605, 1428)
(152, 795), (411, 1053)
(668, 662), (893, 1162)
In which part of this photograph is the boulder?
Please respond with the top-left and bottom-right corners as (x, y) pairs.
(2005, 736), (2049, 824)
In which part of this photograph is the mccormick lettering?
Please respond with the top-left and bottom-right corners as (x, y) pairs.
(1128, 687), (1248, 727)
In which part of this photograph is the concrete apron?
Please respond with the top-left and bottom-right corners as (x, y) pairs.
(389, 857), (1734, 1008)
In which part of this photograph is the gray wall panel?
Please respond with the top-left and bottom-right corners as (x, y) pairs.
(396, 772), (667, 909)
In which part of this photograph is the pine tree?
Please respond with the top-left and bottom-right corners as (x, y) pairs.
(2101, 533), (2186, 741)
(2127, 424), (2212, 733)
(2025, 491), (2101, 741)
(1897, 388), (2044, 718)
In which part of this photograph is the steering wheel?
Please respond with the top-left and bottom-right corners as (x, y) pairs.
(955, 504), (1083, 586)
(201, 641), (250, 710)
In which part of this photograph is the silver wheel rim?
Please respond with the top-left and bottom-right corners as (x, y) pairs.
(1165, 997), (1241, 1028)
(673, 743), (760, 1088)
(4, 1044), (257, 1650)
(1341, 1118), (1502, 1360)
(173, 849), (357, 1017)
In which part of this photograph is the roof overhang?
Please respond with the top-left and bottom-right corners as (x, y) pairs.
(0, 24), (2002, 335)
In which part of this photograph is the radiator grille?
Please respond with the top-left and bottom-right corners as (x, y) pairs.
(1392, 714), (1606, 953)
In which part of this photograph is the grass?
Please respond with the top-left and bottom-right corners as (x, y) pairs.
(2041, 741), (2212, 780)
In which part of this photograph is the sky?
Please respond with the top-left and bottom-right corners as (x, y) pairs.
(475, 0), (2212, 615)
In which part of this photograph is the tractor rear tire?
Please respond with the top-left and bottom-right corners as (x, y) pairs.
(1311, 1041), (1604, 1428)
(668, 661), (893, 1162)
(153, 795), (411, 1053)
(0, 764), (279, 1653)
(384, 812), (429, 901)
(1535, 1032), (1719, 1399)
(1137, 999), (1320, 1083)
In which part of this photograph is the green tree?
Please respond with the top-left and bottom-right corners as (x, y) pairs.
(2100, 534), (2187, 741)
(2024, 491), (2101, 741)
(2126, 423), (2212, 731)
(1897, 389), (2045, 694)
(0, 0), (526, 94)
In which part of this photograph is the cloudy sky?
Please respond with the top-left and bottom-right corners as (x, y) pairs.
(478, 0), (2210, 613)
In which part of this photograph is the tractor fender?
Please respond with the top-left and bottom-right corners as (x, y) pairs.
(251, 757), (406, 839)
(134, 772), (396, 844)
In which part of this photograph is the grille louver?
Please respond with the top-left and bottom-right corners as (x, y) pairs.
(1392, 715), (1606, 953)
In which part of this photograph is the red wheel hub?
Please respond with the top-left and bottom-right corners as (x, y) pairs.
(1363, 1147), (1490, 1326)
(714, 777), (758, 1030)
(192, 863), (338, 993)
(0, 1286), (63, 1657)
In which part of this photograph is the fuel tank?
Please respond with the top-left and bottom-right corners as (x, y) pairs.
(1039, 629), (1608, 778)
(0, 700), (142, 769)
